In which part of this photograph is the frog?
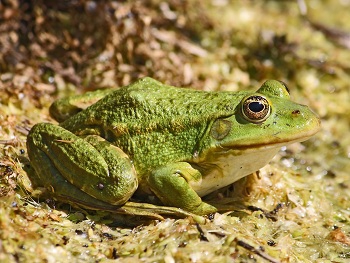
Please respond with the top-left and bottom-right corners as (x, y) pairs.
(26, 77), (320, 216)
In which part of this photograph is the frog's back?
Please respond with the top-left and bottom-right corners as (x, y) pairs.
(61, 78), (245, 173)
(103, 77), (241, 122)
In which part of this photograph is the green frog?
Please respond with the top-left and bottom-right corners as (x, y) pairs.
(27, 77), (320, 216)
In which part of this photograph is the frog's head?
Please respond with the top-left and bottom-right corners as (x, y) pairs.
(208, 80), (321, 152)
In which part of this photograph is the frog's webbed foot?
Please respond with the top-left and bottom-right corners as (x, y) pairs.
(27, 123), (137, 206)
(148, 162), (217, 215)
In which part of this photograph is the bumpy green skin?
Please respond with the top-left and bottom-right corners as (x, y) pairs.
(27, 77), (320, 215)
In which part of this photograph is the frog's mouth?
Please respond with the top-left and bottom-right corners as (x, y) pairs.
(220, 118), (321, 151)
(229, 132), (315, 150)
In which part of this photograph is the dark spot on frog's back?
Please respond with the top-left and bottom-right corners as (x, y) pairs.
(97, 183), (104, 190)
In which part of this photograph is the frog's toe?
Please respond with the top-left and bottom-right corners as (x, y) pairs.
(191, 202), (217, 215)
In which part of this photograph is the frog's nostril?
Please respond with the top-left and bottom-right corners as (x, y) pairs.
(292, 109), (301, 115)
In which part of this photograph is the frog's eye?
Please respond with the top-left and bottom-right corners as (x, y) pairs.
(241, 95), (270, 123)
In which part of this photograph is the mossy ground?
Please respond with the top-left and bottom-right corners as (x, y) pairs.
(1, 1), (350, 262)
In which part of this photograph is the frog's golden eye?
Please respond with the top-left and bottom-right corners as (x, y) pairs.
(242, 95), (270, 123)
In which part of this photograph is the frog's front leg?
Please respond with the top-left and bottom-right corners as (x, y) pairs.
(27, 123), (138, 206)
(148, 162), (217, 215)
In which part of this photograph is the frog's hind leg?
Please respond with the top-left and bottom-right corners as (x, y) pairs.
(26, 123), (138, 206)
(26, 144), (120, 210)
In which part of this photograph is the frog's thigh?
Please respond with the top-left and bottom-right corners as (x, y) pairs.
(26, 142), (120, 209)
(148, 162), (217, 215)
(27, 123), (137, 205)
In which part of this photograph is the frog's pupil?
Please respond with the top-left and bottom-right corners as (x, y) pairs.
(249, 102), (264, 112)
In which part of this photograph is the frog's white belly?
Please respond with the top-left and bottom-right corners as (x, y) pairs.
(192, 146), (280, 197)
